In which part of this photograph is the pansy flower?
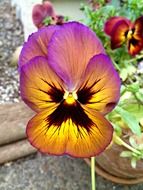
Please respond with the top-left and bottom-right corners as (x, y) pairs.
(88, 0), (111, 10)
(32, 1), (64, 28)
(104, 16), (143, 55)
(19, 22), (120, 158)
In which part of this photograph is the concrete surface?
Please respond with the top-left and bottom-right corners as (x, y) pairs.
(1, 153), (143, 190)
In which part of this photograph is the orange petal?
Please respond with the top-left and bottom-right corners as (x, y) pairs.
(47, 22), (105, 91)
(20, 56), (64, 112)
(77, 54), (120, 115)
(128, 37), (143, 56)
(111, 20), (129, 49)
(104, 16), (131, 36)
(26, 102), (113, 158)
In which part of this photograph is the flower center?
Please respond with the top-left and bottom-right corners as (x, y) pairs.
(127, 30), (133, 40)
(64, 91), (77, 105)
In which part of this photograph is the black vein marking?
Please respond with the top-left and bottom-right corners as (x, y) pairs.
(77, 87), (95, 104)
(48, 87), (64, 103)
(45, 101), (93, 132)
(77, 79), (101, 104)
(39, 78), (64, 103)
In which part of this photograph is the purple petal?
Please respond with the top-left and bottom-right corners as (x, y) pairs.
(47, 21), (105, 91)
(19, 25), (59, 70)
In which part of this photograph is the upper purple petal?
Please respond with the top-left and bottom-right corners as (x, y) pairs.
(19, 25), (59, 70)
(47, 21), (105, 91)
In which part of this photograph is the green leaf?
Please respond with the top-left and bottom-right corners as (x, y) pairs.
(43, 16), (52, 25)
(135, 90), (143, 103)
(126, 83), (140, 93)
(120, 151), (132, 158)
(112, 124), (122, 136)
(126, 65), (136, 75)
(123, 103), (143, 120)
(120, 68), (128, 81)
(115, 106), (141, 135)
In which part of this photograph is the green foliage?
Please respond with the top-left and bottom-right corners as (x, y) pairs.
(81, 0), (143, 165)
(81, 0), (143, 70)
(43, 16), (53, 26)
(120, 136), (143, 168)
(115, 106), (141, 135)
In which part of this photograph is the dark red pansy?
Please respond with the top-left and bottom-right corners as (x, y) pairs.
(104, 16), (143, 55)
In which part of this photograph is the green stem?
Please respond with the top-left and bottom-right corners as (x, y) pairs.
(113, 134), (141, 155)
(91, 157), (96, 190)
(125, 54), (143, 64)
(112, 59), (121, 71)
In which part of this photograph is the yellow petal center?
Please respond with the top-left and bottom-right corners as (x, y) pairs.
(127, 30), (133, 40)
(64, 91), (77, 105)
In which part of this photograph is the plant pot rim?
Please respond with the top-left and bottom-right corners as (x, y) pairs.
(84, 158), (143, 185)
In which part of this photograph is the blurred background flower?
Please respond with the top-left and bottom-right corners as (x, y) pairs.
(32, 0), (65, 28)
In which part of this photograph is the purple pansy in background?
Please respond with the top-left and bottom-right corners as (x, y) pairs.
(32, 0), (64, 28)
(19, 22), (120, 158)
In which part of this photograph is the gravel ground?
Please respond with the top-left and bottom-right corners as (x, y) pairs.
(0, 0), (23, 103)
(0, 0), (143, 189)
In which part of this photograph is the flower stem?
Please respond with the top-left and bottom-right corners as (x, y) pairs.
(91, 157), (96, 190)
(125, 54), (143, 64)
(113, 134), (141, 155)
(112, 59), (121, 71)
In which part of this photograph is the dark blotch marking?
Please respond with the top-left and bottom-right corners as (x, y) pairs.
(124, 28), (135, 38)
(77, 79), (101, 104)
(41, 78), (102, 132)
(105, 102), (116, 109)
(132, 28), (135, 34)
(124, 30), (129, 38)
(40, 78), (64, 103)
(46, 101), (93, 132)
(129, 37), (139, 46)
(48, 87), (64, 103)
(77, 87), (95, 104)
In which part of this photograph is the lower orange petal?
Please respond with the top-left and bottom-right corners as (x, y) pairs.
(128, 37), (143, 56)
(26, 102), (113, 158)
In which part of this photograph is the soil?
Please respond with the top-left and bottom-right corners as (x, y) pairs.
(0, 0), (143, 189)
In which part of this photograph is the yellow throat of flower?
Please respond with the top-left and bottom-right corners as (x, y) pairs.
(64, 91), (77, 105)
(127, 30), (133, 40)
